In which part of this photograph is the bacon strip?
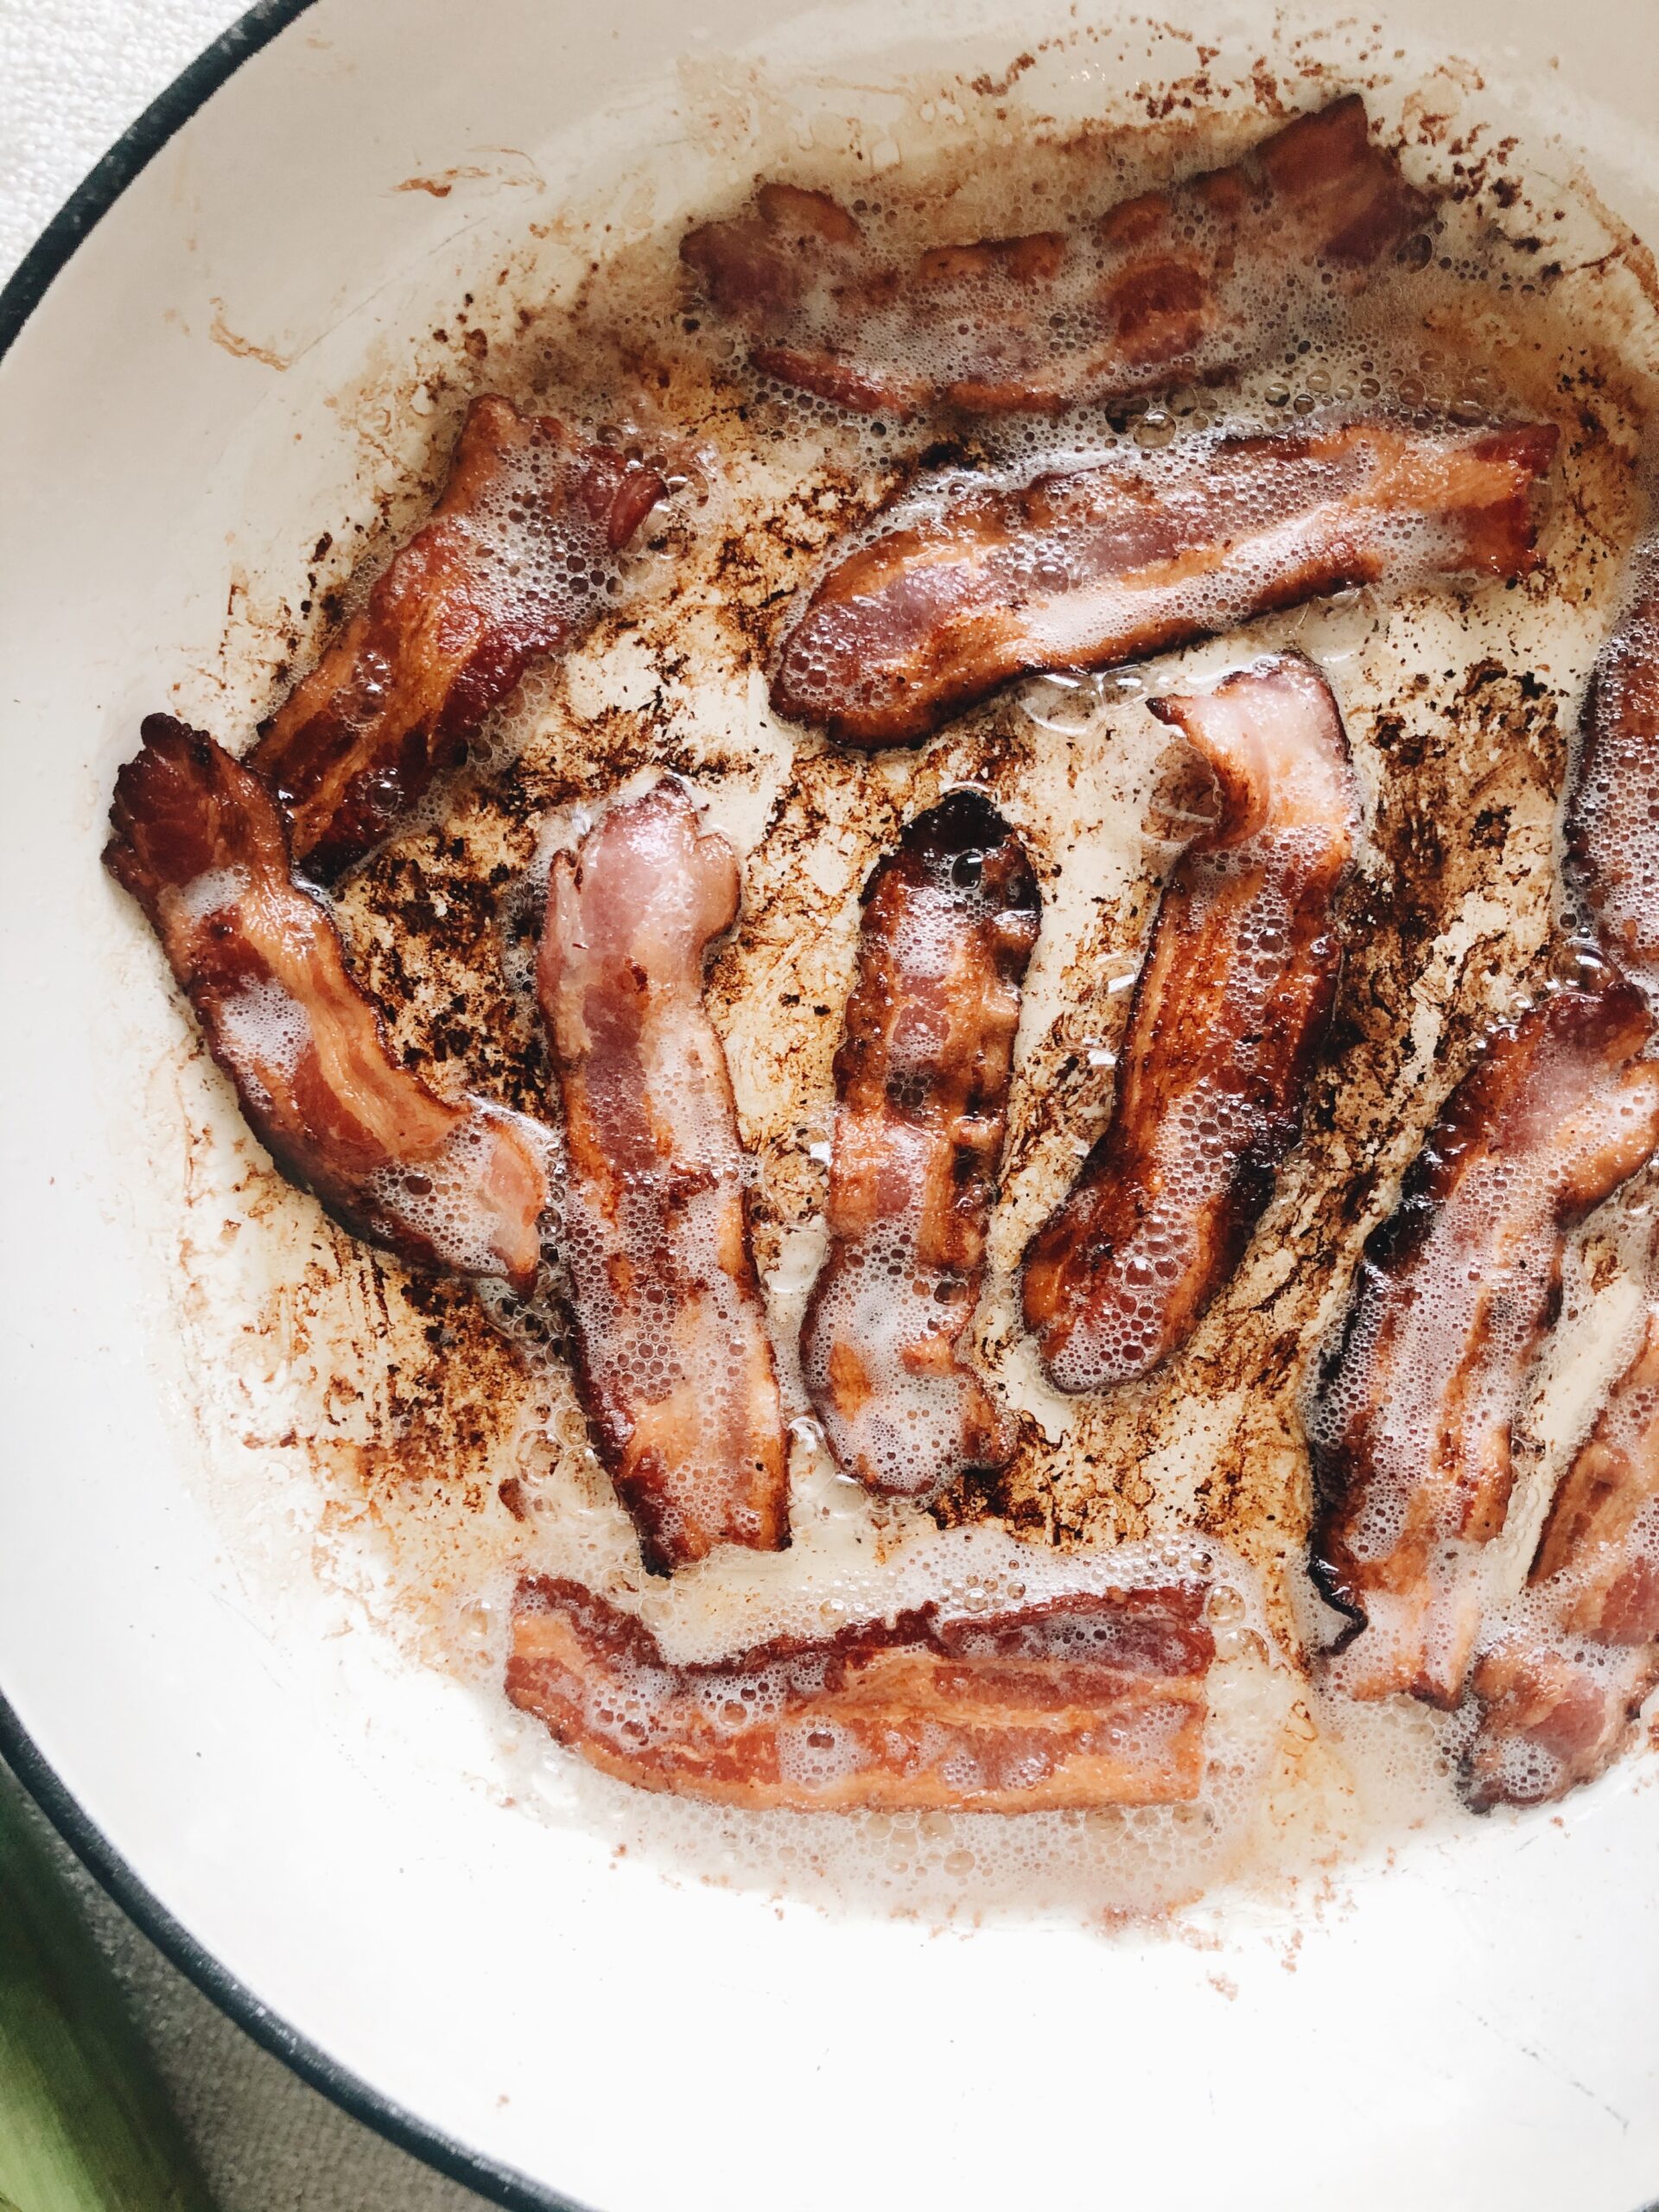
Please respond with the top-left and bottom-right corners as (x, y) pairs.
(1307, 973), (1659, 1707)
(507, 1573), (1213, 1810)
(801, 791), (1039, 1495)
(1465, 1303), (1659, 1808)
(1024, 655), (1358, 1392)
(682, 97), (1430, 417)
(104, 716), (550, 1292)
(771, 415), (1558, 746)
(537, 779), (788, 1573)
(1565, 537), (1659, 982)
(251, 395), (664, 881)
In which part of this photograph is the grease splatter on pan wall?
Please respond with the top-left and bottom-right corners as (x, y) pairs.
(125, 21), (1659, 1918)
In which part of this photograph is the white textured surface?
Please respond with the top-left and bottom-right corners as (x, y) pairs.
(0, 5), (491, 2202)
(1, 0), (235, 274)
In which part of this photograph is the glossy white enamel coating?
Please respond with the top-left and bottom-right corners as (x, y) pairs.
(4, 2), (1659, 2206)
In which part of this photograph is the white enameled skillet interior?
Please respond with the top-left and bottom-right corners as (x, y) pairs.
(4, 2), (1659, 2207)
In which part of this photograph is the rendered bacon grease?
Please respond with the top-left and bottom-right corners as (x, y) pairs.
(1565, 538), (1659, 984)
(507, 1567), (1214, 1811)
(771, 414), (1557, 745)
(1024, 655), (1359, 1393)
(681, 96), (1431, 416)
(537, 779), (789, 1573)
(105, 716), (550, 1290)
(252, 395), (664, 881)
(802, 791), (1039, 1495)
(109, 67), (1659, 1853)
(1308, 973), (1659, 1709)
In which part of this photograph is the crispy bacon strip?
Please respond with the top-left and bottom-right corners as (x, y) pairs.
(682, 97), (1430, 416)
(1024, 655), (1358, 1392)
(801, 791), (1039, 1495)
(251, 395), (664, 881)
(1308, 973), (1659, 1707)
(771, 415), (1558, 746)
(507, 1573), (1213, 1810)
(1465, 1304), (1659, 1808)
(104, 716), (550, 1291)
(1565, 537), (1659, 982)
(537, 779), (788, 1573)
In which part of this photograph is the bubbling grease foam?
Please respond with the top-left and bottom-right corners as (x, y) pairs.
(680, 92), (1438, 414)
(368, 1106), (556, 1281)
(212, 973), (313, 1093)
(803, 1205), (997, 1492)
(459, 423), (641, 642)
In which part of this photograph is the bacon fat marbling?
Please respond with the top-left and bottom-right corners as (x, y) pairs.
(1465, 1300), (1659, 1808)
(1565, 539), (1659, 986)
(771, 415), (1557, 746)
(1309, 974), (1659, 1708)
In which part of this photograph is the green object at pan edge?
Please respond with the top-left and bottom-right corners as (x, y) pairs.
(0, 1762), (218, 2212)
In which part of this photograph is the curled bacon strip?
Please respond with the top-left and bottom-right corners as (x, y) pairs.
(1565, 537), (1659, 983)
(251, 395), (664, 881)
(507, 1573), (1213, 1810)
(105, 716), (550, 1291)
(1465, 1304), (1659, 1808)
(1024, 655), (1358, 1392)
(538, 779), (788, 1573)
(771, 414), (1558, 746)
(682, 97), (1430, 416)
(1308, 972), (1659, 1707)
(801, 791), (1039, 1495)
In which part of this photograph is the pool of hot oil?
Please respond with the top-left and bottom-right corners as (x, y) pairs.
(157, 58), (1659, 1924)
